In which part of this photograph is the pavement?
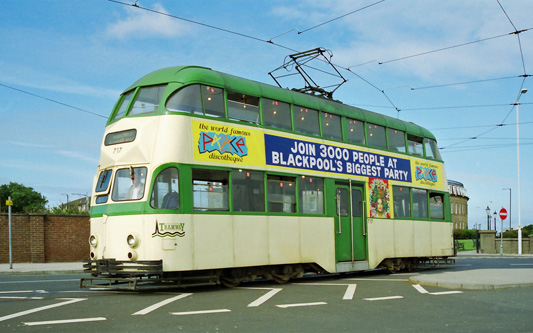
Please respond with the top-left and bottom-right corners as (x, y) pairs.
(1, 251), (532, 290)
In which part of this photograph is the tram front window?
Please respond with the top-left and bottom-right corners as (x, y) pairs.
(112, 167), (147, 201)
(151, 167), (179, 209)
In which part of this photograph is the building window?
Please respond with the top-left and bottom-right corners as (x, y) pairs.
(192, 169), (228, 211)
(232, 169), (264, 212)
(267, 175), (296, 213)
(299, 176), (324, 214)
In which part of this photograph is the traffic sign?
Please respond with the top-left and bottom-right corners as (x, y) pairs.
(5, 200), (13, 206)
(499, 208), (508, 220)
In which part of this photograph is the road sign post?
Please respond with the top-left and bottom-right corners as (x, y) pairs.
(6, 197), (13, 269)
(499, 208), (508, 255)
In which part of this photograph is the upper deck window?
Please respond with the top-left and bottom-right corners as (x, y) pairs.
(367, 123), (387, 149)
(262, 99), (291, 130)
(129, 85), (166, 116)
(293, 106), (319, 136)
(203, 86), (225, 118)
(407, 134), (424, 156)
(321, 112), (342, 140)
(227, 92), (259, 124)
(388, 128), (406, 153)
(425, 138), (442, 160)
(112, 90), (134, 121)
(346, 118), (365, 145)
(166, 84), (203, 114)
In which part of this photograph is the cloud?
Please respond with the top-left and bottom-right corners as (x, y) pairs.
(106, 3), (189, 39)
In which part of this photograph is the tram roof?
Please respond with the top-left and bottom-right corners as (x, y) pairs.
(125, 66), (435, 139)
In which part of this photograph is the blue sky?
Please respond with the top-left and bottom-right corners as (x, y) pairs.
(1, 0), (532, 229)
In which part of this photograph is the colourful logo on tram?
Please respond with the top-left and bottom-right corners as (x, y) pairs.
(198, 131), (248, 157)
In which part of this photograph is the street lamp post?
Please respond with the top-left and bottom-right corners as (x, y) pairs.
(485, 206), (491, 230)
(516, 88), (527, 254)
(493, 211), (497, 232)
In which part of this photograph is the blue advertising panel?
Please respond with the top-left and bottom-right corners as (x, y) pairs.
(264, 134), (411, 182)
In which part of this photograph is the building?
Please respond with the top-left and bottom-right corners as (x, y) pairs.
(448, 180), (469, 229)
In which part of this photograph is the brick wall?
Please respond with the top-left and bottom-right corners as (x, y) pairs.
(0, 214), (89, 263)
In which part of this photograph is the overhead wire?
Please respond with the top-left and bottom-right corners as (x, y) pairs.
(0, 82), (108, 119)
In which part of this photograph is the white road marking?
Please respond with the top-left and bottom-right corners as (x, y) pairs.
(0, 279), (78, 284)
(0, 290), (46, 294)
(412, 284), (429, 294)
(242, 288), (282, 307)
(0, 298), (86, 322)
(342, 284), (357, 300)
(347, 278), (409, 282)
(292, 282), (357, 300)
(133, 293), (192, 315)
(364, 296), (404, 301)
(276, 302), (327, 308)
(171, 309), (231, 316)
(0, 296), (44, 300)
(510, 263), (533, 266)
(430, 291), (463, 295)
(23, 317), (106, 326)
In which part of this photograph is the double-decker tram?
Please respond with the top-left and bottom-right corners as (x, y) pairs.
(81, 66), (454, 289)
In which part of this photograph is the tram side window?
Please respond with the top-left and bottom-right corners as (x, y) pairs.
(392, 186), (411, 218)
(388, 128), (406, 153)
(346, 118), (365, 145)
(95, 169), (113, 204)
(112, 167), (147, 201)
(112, 90), (135, 121)
(299, 176), (324, 214)
(232, 170), (264, 212)
(203, 86), (225, 118)
(293, 106), (319, 136)
(151, 167), (179, 209)
(129, 85), (166, 116)
(166, 84), (203, 114)
(321, 112), (342, 140)
(429, 192), (444, 220)
(267, 175), (296, 213)
(425, 138), (442, 160)
(407, 134), (424, 156)
(367, 123), (387, 149)
(412, 189), (428, 219)
(192, 169), (228, 211)
(262, 99), (291, 130)
(227, 92), (260, 124)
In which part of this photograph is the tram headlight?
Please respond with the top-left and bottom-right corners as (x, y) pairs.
(126, 233), (140, 248)
(127, 250), (138, 261)
(89, 234), (98, 247)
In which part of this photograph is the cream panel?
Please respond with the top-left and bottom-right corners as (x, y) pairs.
(192, 215), (234, 270)
(394, 221), (414, 257)
(431, 222), (454, 256)
(152, 115), (193, 166)
(268, 216), (301, 264)
(233, 216), (269, 267)
(413, 222), (432, 255)
(299, 217), (336, 273)
(367, 218), (395, 268)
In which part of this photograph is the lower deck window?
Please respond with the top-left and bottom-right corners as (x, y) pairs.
(429, 192), (444, 219)
(299, 176), (324, 214)
(268, 175), (296, 213)
(412, 189), (428, 219)
(232, 170), (264, 212)
(193, 169), (228, 211)
(111, 167), (147, 201)
(151, 167), (179, 209)
(393, 186), (410, 218)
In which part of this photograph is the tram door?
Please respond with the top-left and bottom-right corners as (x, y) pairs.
(334, 184), (367, 261)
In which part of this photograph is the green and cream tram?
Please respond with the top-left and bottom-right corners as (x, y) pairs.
(82, 66), (454, 289)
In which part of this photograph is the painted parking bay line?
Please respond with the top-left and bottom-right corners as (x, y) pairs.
(171, 309), (231, 316)
(240, 288), (283, 307)
(412, 284), (463, 296)
(292, 283), (357, 300)
(0, 298), (86, 322)
(363, 296), (404, 301)
(276, 302), (327, 308)
(24, 317), (106, 326)
(133, 293), (192, 315)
